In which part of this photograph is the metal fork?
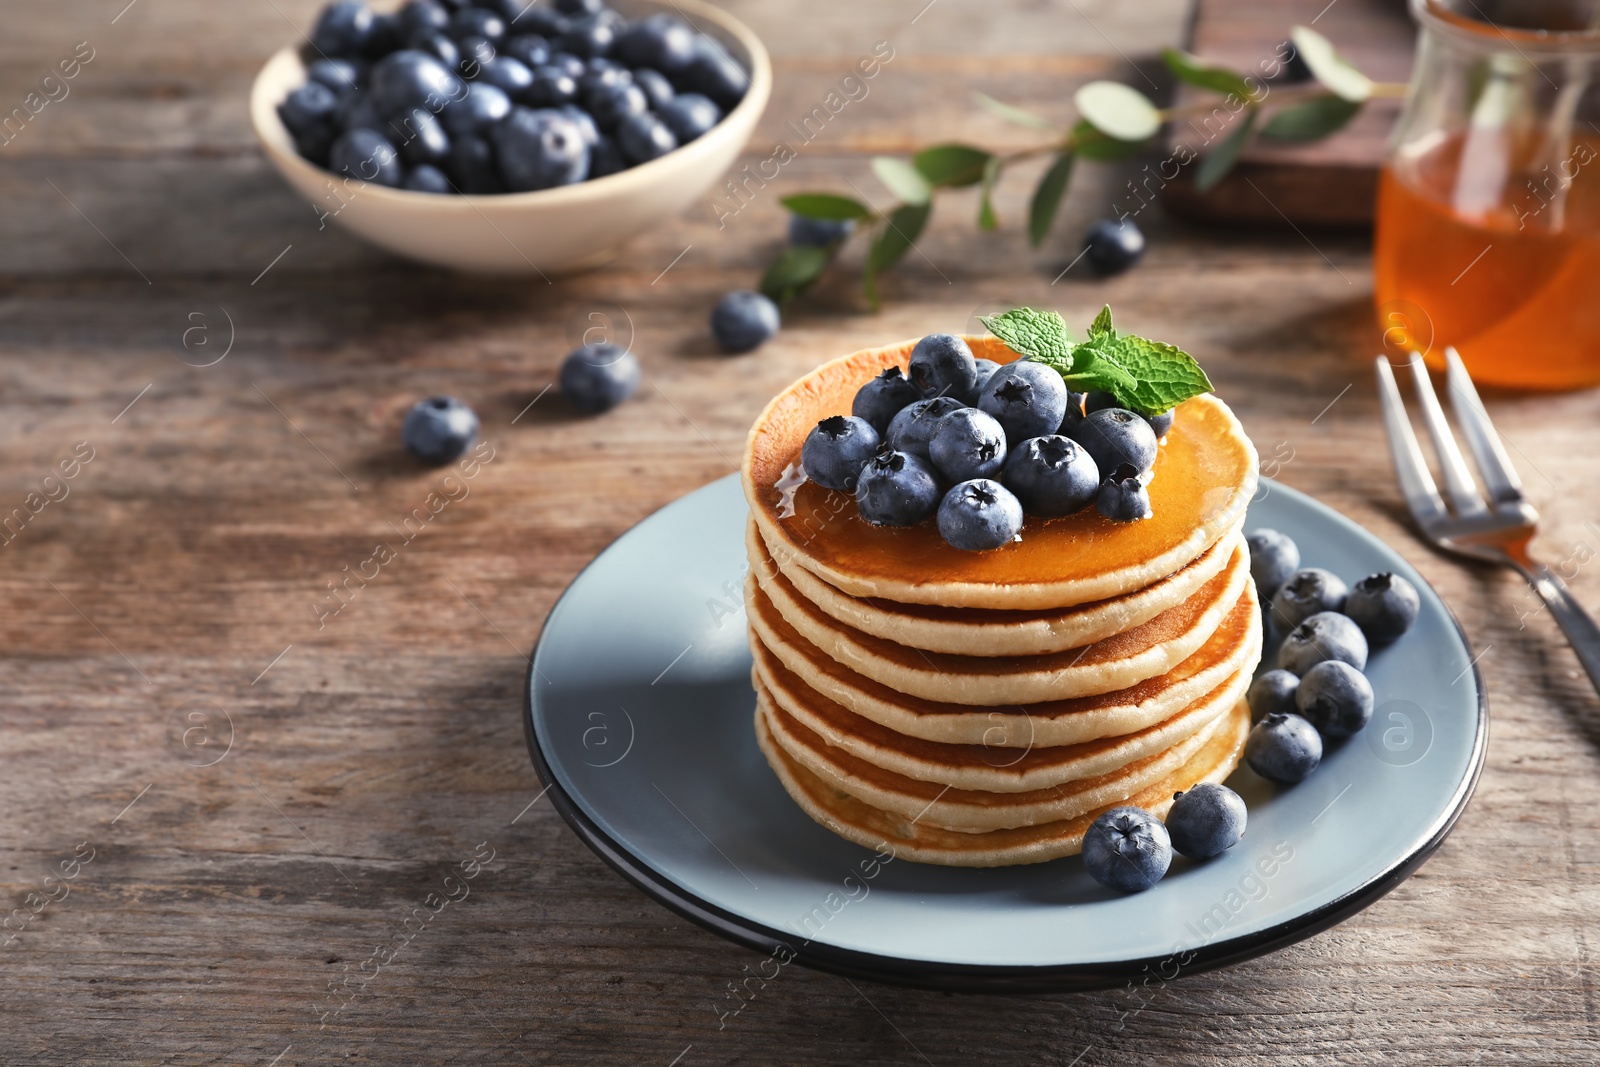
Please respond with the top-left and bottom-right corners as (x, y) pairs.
(1376, 347), (1600, 696)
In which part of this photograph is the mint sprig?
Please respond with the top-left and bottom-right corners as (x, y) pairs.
(981, 305), (1213, 416)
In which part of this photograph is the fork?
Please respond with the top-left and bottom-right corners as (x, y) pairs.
(1376, 347), (1600, 697)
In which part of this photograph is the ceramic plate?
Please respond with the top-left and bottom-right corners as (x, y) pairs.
(524, 475), (1486, 992)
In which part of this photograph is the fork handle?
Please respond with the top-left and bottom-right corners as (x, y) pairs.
(1511, 560), (1600, 697)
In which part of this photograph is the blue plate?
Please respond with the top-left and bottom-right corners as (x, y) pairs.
(524, 475), (1486, 992)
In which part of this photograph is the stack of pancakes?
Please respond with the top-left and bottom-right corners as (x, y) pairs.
(741, 335), (1261, 867)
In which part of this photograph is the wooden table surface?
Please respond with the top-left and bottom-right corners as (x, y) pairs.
(4, 0), (1598, 1063)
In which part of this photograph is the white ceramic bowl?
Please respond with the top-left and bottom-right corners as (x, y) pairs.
(249, 0), (770, 275)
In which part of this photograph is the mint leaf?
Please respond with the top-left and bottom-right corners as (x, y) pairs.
(1062, 333), (1213, 415)
(1087, 305), (1115, 341)
(979, 307), (1074, 372)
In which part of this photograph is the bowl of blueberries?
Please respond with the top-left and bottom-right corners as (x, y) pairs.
(250, 0), (770, 273)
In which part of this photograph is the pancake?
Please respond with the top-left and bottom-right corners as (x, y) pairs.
(752, 638), (1252, 793)
(750, 517), (1243, 657)
(748, 539), (1252, 706)
(741, 334), (1258, 611)
(747, 576), (1262, 747)
(755, 695), (1251, 866)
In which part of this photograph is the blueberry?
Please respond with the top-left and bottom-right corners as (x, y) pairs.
(408, 30), (462, 73)
(1295, 660), (1375, 740)
(329, 127), (404, 185)
(449, 133), (504, 193)
(1247, 668), (1300, 721)
(311, 1), (376, 58)
(677, 35), (748, 109)
(1082, 806), (1171, 893)
(561, 12), (620, 58)
(1057, 389), (1087, 435)
(1165, 783), (1247, 859)
(390, 105), (452, 166)
(710, 290), (779, 353)
(1344, 572), (1420, 645)
(447, 8), (506, 45)
(403, 163), (453, 193)
(632, 67), (676, 110)
(658, 92), (720, 142)
(442, 81), (511, 136)
(617, 111), (678, 163)
(457, 35), (498, 76)
(588, 81), (649, 130)
(306, 58), (363, 96)
(1096, 462), (1152, 523)
(907, 333), (977, 400)
(802, 415), (881, 492)
(477, 0), (535, 21)
(587, 134), (625, 177)
(1070, 407), (1158, 476)
(1246, 528), (1301, 601)
(546, 51), (588, 79)
(789, 214), (854, 248)
(1244, 712), (1323, 784)
(402, 396), (479, 463)
(559, 342), (640, 414)
(397, 0), (451, 40)
(1146, 409), (1175, 439)
(554, 0), (604, 14)
(525, 66), (580, 106)
(1001, 435), (1099, 517)
(929, 408), (1007, 483)
(502, 33), (552, 69)
(369, 50), (463, 118)
(1089, 391), (1175, 438)
(967, 358), (1001, 404)
(515, 7), (570, 39)
(856, 451), (941, 527)
(1278, 611), (1369, 675)
(491, 106), (589, 190)
(1082, 218), (1145, 277)
(558, 104), (600, 148)
(884, 396), (965, 460)
(937, 479), (1023, 551)
(977, 361), (1069, 443)
(364, 12), (403, 58)
(278, 81), (340, 163)
(578, 57), (632, 95)
(479, 56), (535, 100)
(1270, 567), (1349, 631)
(335, 92), (382, 133)
(614, 13), (695, 72)
(851, 366), (921, 435)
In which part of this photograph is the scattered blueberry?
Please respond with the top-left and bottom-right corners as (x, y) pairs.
(801, 415), (880, 492)
(1247, 668), (1300, 721)
(937, 479), (1024, 551)
(977, 361), (1069, 443)
(1001, 435), (1099, 517)
(856, 451), (941, 527)
(929, 408), (1007, 483)
(1165, 783), (1247, 859)
(402, 395), (479, 462)
(884, 396), (965, 459)
(368, 50), (462, 118)
(1246, 528), (1301, 601)
(311, 1), (376, 58)
(1244, 712), (1323, 784)
(492, 106), (589, 190)
(907, 334), (978, 401)
(403, 163), (453, 192)
(1070, 407), (1158, 476)
(1270, 567), (1349, 631)
(851, 366), (921, 434)
(1096, 462), (1152, 522)
(329, 128), (404, 186)
(614, 13), (695, 72)
(1344, 572), (1420, 645)
(1082, 218), (1145, 277)
(1295, 660), (1375, 740)
(1278, 611), (1369, 675)
(1082, 806), (1172, 893)
(559, 341), (639, 414)
(659, 93), (721, 143)
(616, 110), (678, 163)
(710, 290), (779, 353)
(789, 214), (854, 248)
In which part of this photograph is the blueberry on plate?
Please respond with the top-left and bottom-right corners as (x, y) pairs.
(525, 66), (580, 107)
(408, 30), (462, 73)
(1083, 389), (1119, 414)
(614, 13), (696, 72)
(560, 12), (620, 58)
(677, 35), (748, 109)
(1002, 435), (1099, 517)
(789, 214), (854, 248)
(1165, 783), (1247, 859)
(1057, 389), (1087, 435)
(907, 333), (978, 401)
(311, 1), (376, 58)
(1296, 660), (1375, 739)
(1096, 462), (1152, 522)
(447, 7), (506, 45)
(710, 290), (779, 353)
(1082, 217), (1145, 277)
(929, 407), (1007, 483)
(403, 163), (453, 193)
(856, 451), (941, 527)
(851, 366), (921, 434)
(617, 111), (678, 163)
(1146, 409), (1175, 439)
(1070, 407), (1158, 476)
(967, 358), (1001, 404)
(1344, 572), (1420, 645)
(307, 58), (363, 97)
(502, 33), (552, 69)
(937, 479), (1023, 551)
(441, 81), (511, 137)
(369, 50), (464, 118)
(587, 81), (649, 131)
(1270, 567), (1349, 631)
(478, 56), (536, 100)
(1244, 711), (1322, 783)
(391, 105), (452, 166)
(1082, 806), (1171, 893)
(1277, 610), (1369, 675)
(1246, 668), (1299, 721)
(449, 133), (504, 193)
(658, 92), (721, 143)
(278, 82), (341, 163)
(885, 396), (965, 460)
(977, 361), (1069, 443)
(491, 106), (589, 190)
(329, 128), (404, 186)
(559, 341), (640, 414)
(802, 415), (880, 492)
(402, 395), (479, 463)
(632, 67), (676, 110)
(1246, 527), (1301, 601)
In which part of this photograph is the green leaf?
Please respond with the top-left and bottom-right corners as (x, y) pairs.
(1194, 106), (1258, 192)
(1161, 48), (1256, 101)
(972, 91), (1055, 131)
(1061, 333), (1214, 415)
(913, 143), (992, 189)
(1073, 80), (1162, 142)
(760, 244), (833, 305)
(1027, 152), (1074, 247)
(871, 157), (932, 205)
(977, 156), (1002, 231)
(780, 193), (873, 221)
(979, 307), (1074, 371)
(1071, 120), (1146, 162)
(1087, 305), (1114, 340)
(1259, 94), (1361, 142)
(1289, 25), (1372, 102)
(863, 202), (932, 309)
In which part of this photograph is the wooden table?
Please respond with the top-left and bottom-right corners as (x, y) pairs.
(4, 1), (1597, 1063)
